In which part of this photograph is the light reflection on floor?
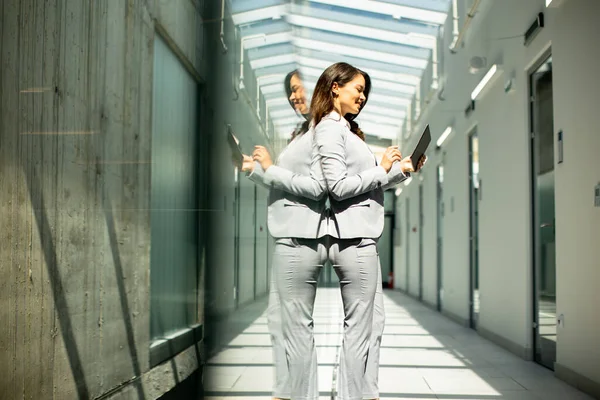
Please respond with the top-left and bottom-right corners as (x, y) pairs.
(203, 288), (591, 400)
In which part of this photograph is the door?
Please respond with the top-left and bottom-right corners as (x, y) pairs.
(418, 184), (424, 300)
(379, 217), (393, 288)
(318, 260), (334, 287)
(530, 55), (556, 369)
(405, 198), (410, 292)
(436, 165), (444, 311)
(379, 190), (395, 288)
(253, 186), (258, 299)
(468, 130), (480, 330)
(233, 169), (241, 308)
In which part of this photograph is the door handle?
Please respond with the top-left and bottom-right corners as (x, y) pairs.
(540, 222), (553, 228)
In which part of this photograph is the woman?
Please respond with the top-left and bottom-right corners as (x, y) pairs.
(243, 68), (419, 399)
(308, 62), (425, 400)
(242, 69), (328, 400)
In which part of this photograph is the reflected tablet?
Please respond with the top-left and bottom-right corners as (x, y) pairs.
(410, 124), (431, 170)
(227, 125), (244, 167)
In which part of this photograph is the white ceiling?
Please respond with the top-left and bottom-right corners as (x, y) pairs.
(231, 0), (452, 148)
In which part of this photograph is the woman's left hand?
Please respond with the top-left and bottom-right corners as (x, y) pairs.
(399, 155), (427, 173)
(253, 145), (273, 170)
(240, 154), (254, 172)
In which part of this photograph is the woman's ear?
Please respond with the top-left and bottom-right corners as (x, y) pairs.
(331, 82), (339, 97)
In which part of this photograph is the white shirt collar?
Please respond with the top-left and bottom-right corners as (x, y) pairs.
(320, 110), (350, 129)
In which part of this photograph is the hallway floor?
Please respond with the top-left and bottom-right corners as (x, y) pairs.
(203, 288), (592, 399)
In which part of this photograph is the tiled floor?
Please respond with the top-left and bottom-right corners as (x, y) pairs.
(203, 288), (592, 400)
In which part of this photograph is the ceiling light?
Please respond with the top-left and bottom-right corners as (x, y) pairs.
(544, 0), (571, 6)
(471, 64), (502, 100)
(436, 126), (452, 147)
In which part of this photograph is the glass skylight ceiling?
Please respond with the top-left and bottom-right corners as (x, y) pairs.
(231, 0), (452, 147)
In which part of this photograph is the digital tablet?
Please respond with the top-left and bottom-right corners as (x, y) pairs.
(410, 124), (431, 171)
(227, 125), (244, 167)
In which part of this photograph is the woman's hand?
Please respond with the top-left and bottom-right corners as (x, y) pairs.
(380, 145), (403, 173)
(399, 154), (427, 173)
(253, 145), (273, 170)
(240, 154), (254, 172)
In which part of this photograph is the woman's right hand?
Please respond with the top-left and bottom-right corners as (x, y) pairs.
(380, 145), (402, 173)
(240, 154), (254, 172)
(253, 145), (273, 170)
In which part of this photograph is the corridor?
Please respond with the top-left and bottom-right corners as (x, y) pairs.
(203, 288), (591, 400)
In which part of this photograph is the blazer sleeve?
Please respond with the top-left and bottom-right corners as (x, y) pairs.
(246, 161), (270, 189)
(381, 161), (410, 190)
(262, 163), (325, 201)
(313, 120), (389, 201)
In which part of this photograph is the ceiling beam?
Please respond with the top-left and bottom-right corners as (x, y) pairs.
(287, 10), (437, 49)
(247, 43), (294, 60)
(269, 108), (297, 118)
(357, 113), (404, 127)
(299, 66), (415, 98)
(231, 0), (285, 14)
(232, 4), (288, 26)
(307, 0), (448, 25)
(250, 54), (295, 69)
(299, 79), (410, 106)
(256, 73), (286, 86)
(238, 18), (290, 35)
(293, 27), (431, 61)
(243, 32), (293, 49)
(365, 135), (393, 149)
(293, 37), (427, 69)
(295, 51), (422, 81)
(255, 63), (299, 77)
(299, 66), (415, 96)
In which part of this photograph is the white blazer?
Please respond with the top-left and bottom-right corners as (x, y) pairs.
(312, 111), (409, 239)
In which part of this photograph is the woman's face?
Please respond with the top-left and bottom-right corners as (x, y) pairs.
(289, 74), (309, 114)
(333, 74), (366, 116)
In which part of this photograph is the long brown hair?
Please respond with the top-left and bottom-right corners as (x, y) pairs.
(310, 62), (371, 141)
(285, 69), (310, 140)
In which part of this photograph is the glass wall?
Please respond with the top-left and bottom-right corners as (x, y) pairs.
(150, 35), (201, 356)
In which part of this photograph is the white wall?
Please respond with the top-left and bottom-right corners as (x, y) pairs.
(550, 0), (600, 390)
(421, 163), (439, 308)
(394, 0), (600, 392)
